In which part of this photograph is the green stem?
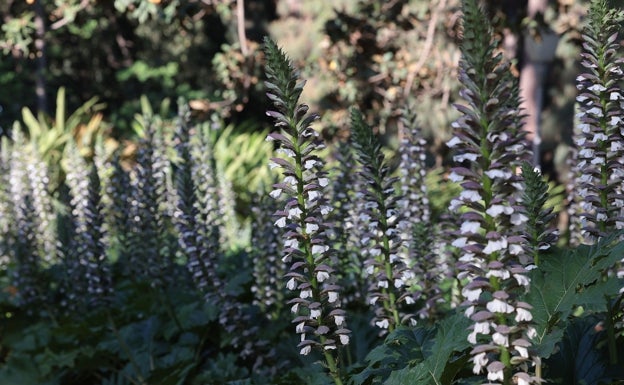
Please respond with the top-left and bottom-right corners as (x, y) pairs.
(323, 348), (344, 385)
(605, 295), (618, 365)
(107, 310), (146, 385)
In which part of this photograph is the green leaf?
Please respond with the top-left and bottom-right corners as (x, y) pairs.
(384, 313), (471, 385)
(545, 315), (624, 385)
(524, 234), (624, 358)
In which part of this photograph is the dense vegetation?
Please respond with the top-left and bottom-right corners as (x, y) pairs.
(2, 0), (624, 384)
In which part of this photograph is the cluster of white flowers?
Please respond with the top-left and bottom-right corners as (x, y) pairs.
(447, 5), (540, 379)
(571, 40), (624, 242)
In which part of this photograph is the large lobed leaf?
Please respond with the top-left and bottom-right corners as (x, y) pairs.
(524, 233), (624, 358)
(384, 313), (470, 385)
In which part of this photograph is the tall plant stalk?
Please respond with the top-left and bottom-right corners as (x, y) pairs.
(264, 37), (349, 384)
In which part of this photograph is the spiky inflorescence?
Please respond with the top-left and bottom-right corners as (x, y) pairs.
(328, 141), (368, 306)
(250, 191), (285, 318)
(519, 162), (558, 266)
(172, 104), (222, 301)
(571, 0), (624, 243)
(350, 108), (413, 331)
(64, 142), (112, 310)
(264, 37), (349, 383)
(128, 119), (176, 287)
(396, 106), (443, 321)
(101, 151), (133, 263)
(447, 1), (537, 383)
(0, 137), (12, 269)
(6, 131), (48, 311)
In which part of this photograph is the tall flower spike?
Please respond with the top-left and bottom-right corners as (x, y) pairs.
(64, 142), (112, 310)
(571, 0), (624, 242)
(350, 108), (411, 331)
(519, 162), (558, 266)
(328, 141), (368, 306)
(264, 37), (349, 385)
(7, 131), (48, 312)
(250, 191), (285, 318)
(128, 119), (176, 287)
(172, 102), (222, 301)
(449, 0), (536, 383)
(396, 106), (442, 321)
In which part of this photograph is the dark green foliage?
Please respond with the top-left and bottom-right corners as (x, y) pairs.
(524, 232), (624, 358)
(545, 316), (624, 385)
(352, 312), (471, 385)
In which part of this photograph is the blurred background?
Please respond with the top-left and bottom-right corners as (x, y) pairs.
(0, 0), (617, 181)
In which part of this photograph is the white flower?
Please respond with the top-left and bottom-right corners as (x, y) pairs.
(588, 84), (607, 92)
(369, 248), (382, 257)
(277, 148), (296, 158)
(339, 334), (350, 345)
(483, 238), (508, 254)
(375, 319), (390, 329)
(304, 159), (317, 169)
(510, 213), (528, 226)
(487, 365), (504, 381)
(487, 298), (514, 313)
(579, 148), (594, 158)
(296, 321), (305, 333)
(472, 352), (488, 374)
(318, 177), (329, 187)
(460, 190), (483, 203)
(312, 244), (329, 255)
(300, 289), (312, 299)
(515, 345), (529, 358)
(291, 302), (299, 313)
(591, 133), (608, 142)
(462, 287), (482, 302)
(334, 315), (345, 326)
(284, 238), (299, 248)
(454, 153), (479, 162)
(461, 221), (482, 234)
(586, 107), (604, 117)
(484, 169), (511, 179)
(284, 175), (297, 185)
(515, 307), (533, 322)
(305, 223), (319, 233)
(446, 136), (462, 148)
(394, 279), (404, 288)
(287, 277), (297, 290)
(288, 207), (303, 219)
(527, 327), (537, 339)
(492, 331), (509, 346)
(300, 345), (312, 355)
(468, 321), (490, 343)
(487, 268), (510, 280)
(449, 171), (464, 182)
(452, 237), (468, 248)
(378, 280), (388, 288)
(308, 190), (321, 201)
(513, 273), (530, 287)
(310, 309), (321, 319)
(317, 271), (330, 282)
(486, 204), (512, 217)
(270, 188), (283, 198)
(275, 217), (287, 228)
(327, 291), (338, 303)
